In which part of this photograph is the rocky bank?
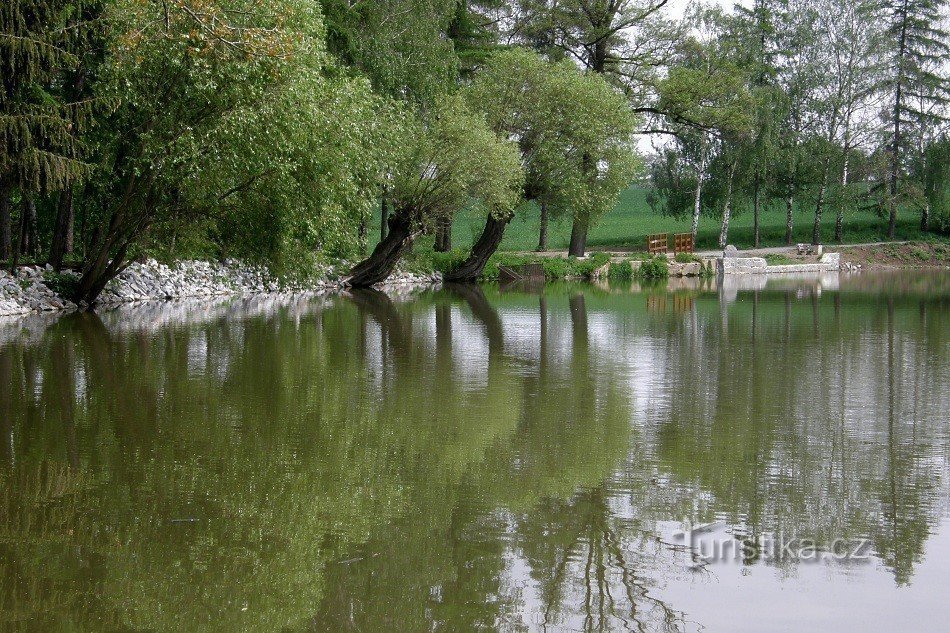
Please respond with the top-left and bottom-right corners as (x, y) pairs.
(0, 259), (443, 318)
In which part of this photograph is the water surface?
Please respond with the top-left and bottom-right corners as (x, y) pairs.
(1, 271), (948, 631)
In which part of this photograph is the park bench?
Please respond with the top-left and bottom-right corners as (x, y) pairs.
(796, 243), (823, 256)
(647, 233), (695, 255)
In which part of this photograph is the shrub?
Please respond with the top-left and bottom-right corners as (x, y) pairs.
(674, 252), (700, 263)
(430, 249), (470, 274)
(43, 271), (80, 300)
(609, 260), (634, 279)
(637, 255), (669, 279)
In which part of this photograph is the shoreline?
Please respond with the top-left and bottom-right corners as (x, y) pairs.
(0, 259), (442, 319)
(1, 240), (947, 320)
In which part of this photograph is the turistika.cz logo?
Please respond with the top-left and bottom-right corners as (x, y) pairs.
(672, 519), (873, 565)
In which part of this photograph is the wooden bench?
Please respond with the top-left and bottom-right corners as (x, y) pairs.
(647, 232), (695, 255)
(673, 233), (695, 254)
(647, 233), (668, 255)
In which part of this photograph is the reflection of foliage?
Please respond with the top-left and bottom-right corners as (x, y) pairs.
(2, 281), (946, 629)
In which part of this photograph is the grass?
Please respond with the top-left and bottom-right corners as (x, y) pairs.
(367, 185), (941, 254)
(764, 254), (796, 265)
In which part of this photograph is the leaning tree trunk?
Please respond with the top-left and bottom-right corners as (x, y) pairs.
(445, 212), (512, 282)
(346, 212), (417, 287)
(568, 212), (589, 258)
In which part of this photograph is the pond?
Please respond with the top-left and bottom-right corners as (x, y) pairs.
(1, 271), (948, 631)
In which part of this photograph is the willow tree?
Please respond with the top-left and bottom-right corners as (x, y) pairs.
(345, 95), (522, 287)
(0, 0), (91, 261)
(71, 0), (346, 304)
(446, 48), (637, 281)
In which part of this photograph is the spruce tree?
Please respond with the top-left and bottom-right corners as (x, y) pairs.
(0, 0), (90, 260)
(881, 0), (949, 237)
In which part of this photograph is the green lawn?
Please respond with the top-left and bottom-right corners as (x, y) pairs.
(367, 185), (936, 253)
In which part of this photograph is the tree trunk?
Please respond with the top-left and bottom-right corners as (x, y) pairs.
(752, 175), (761, 248)
(691, 144), (707, 239)
(718, 160), (738, 249)
(74, 239), (131, 305)
(445, 212), (512, 282)
(0, 180), (11, 261)
(379, 196), (389, 242)
(21, 195), (39, 260)
(347, 211), (417, 287)
(888, 10), (908, 240)
(434, 215), (452, 252)
(785, 195), (794, 245)
(50, 186), (75, 270)
(568, 212), (589, 258)
(537, 200), (549, 251)
(813, 157), (830, 245)
(358, 216), (368, 255)
(837, 120), (851, 244)
(921, 202), (929, 232)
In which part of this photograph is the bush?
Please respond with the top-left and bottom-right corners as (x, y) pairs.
(609, 260), (634, 279)
(478, 251), (611, 281)
(43, 271), (80, 300)
(674, 252), (700, 263)
(637, 255), (669, 279)
(430, 249), (470, 274)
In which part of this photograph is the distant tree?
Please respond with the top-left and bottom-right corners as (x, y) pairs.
(880, 0), (949, 237)
(655, 21), (755, 240)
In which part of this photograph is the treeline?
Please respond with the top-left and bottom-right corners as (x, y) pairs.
(2, 1), (948, 303)
(649, 0), (950, 247)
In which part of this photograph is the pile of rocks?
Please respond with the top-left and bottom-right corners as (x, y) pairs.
(96, 259), (296, 304)
(0, 258), (444, 318)
(0, 266), (76, 316)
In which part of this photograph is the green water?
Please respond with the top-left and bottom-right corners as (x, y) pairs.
(1, 271), (948, 632)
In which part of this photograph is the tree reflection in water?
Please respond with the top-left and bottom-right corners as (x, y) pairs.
(0, 271), (947, 631)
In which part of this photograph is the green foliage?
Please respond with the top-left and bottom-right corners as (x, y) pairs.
(471, 252), (610, 281)
(320, 0), (459, 105)
(636, 255), (669, 279)
(465, 48), (640, 226)
(390, 93), (524, 230)
(0, 0), (92, 192)
(674, 252), (700, 263)
(608, 260), (634, 279)
(42, 269), (78, 297)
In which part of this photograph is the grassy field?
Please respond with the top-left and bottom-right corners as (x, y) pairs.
(367, 185), (938, 253)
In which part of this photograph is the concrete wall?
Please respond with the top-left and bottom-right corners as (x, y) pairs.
(719, 252), (841, 276)
(719, 257), (768, 275)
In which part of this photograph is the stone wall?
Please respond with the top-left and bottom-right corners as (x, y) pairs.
(718, 252), (842, 276)
(719, 257), (768, 275)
